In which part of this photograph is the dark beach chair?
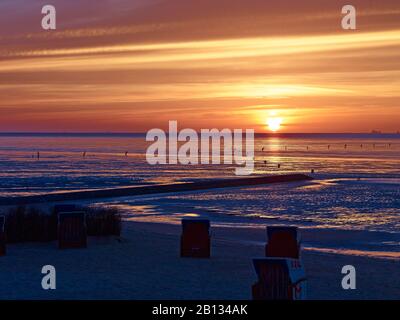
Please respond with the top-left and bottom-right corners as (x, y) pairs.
(0, 216), (6, 256)
(252, 258), (307, 300)
(58, 211), (87, 249)
(180, 219), (210, 258)
(265, 226), (300, 259)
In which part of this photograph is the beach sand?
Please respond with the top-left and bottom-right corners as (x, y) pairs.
(1, 220), (399, 300)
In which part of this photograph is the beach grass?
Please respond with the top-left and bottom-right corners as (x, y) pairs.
(4, 205), (121, 243)
(5, 206), (57, 243)
(86, 206), (122, 237)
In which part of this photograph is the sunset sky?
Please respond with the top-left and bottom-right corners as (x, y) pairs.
(0, 0), (399, 133)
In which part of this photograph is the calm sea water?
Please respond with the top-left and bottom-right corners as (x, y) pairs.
(0, 133), (399, 235)
(0, 133), (399, 196)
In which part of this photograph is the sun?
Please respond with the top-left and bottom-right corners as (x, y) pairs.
(267, 117), (282, 132)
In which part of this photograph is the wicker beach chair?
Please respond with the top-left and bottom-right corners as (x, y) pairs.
(58, 211), (87, 249)
(180, 219), (210, 258)
(0, 216), (6, 256)
(252, 258), (307, 300)
(265, 226), (300, 259)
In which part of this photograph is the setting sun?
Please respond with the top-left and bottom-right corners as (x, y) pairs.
(267, 117), (282, 132)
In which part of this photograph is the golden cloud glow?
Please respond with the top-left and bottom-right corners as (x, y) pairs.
(2, 30), (400, 67)
(0, 0), (399, 132)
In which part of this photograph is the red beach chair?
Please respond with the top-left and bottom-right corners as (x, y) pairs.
(265, 226), (300, 259)
(0, 216), (6, 256)
(58, 211), (87, 249)
(252, 258), (307, 300)
(180, 219), (210, 258)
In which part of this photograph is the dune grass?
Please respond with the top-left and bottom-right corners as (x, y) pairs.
(86, 206), (122, 237)
(4, 205), (121, 243)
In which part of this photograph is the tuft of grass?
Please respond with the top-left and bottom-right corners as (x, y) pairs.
(5, 206), (57, 243)
(4, 205), (122, 243)
(86, 206), (122, 237)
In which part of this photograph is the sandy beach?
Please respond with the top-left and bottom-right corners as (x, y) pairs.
(1, 219), (399, 300)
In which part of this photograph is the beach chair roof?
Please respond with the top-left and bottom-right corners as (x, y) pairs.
(58, 211), (86, 224)
(267, 226), (297, 236)
(182, 218), (210, 230)
(267, 226), (299, 241)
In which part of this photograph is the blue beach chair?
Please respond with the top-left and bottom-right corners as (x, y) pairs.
(252, 258), (307, 300)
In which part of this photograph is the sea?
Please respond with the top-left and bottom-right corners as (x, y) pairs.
(0, 133), (399, 249)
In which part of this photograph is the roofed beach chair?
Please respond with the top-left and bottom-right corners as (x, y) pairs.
(0, 216), (6, 256)
(265, 226), (300, 259)
(48, 205), (80, 241)
(58, 211), (87, 249)
(252, 258), (307, 300)
(180, 219), (210, 258)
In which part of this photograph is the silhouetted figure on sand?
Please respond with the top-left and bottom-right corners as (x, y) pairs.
(125, 151), (128, 156)
(344, 144), (347, 149)
(37, 152), (40, 160)
(311, 169), (315, 173)
(328, 145), (330, 149)
(278, 164), (281, 168)
(83, 151), (86, 157)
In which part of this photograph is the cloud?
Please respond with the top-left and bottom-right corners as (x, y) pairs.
(0, 0), (399, 132)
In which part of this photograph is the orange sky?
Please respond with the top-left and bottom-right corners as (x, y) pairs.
(0, 0), (399, 133)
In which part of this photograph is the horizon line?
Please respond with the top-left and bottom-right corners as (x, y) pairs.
(0, 131), (399, 135)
